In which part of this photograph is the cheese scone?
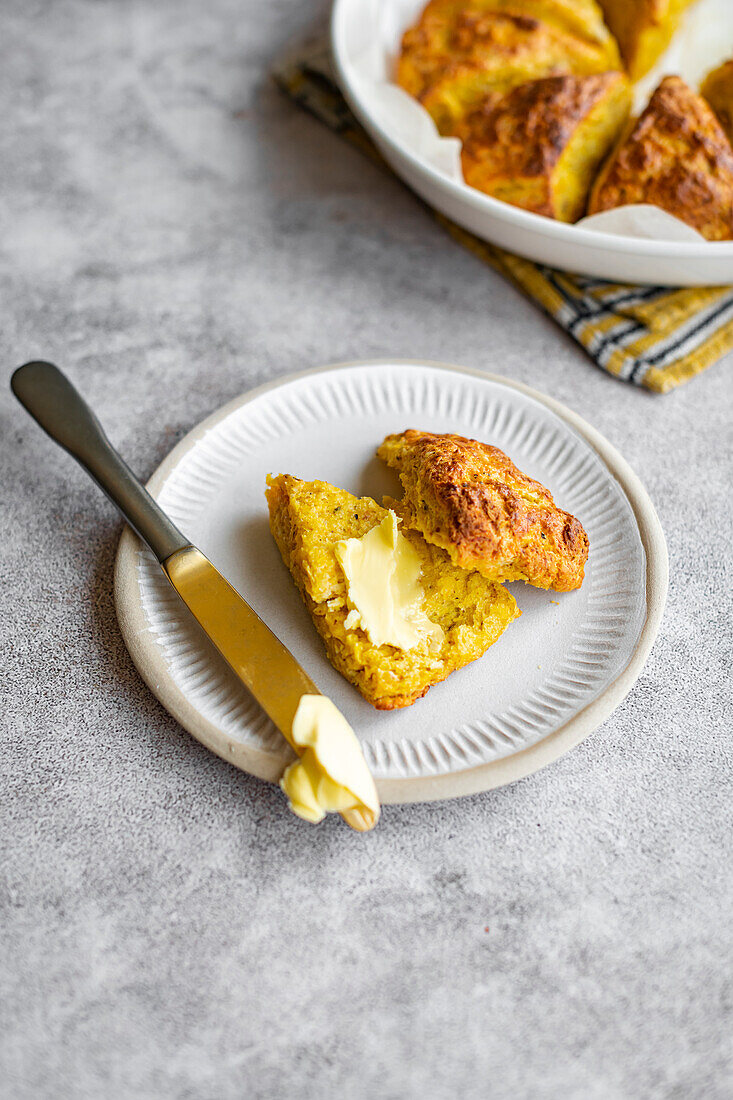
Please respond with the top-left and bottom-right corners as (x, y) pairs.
(589, 76), (733, 241)
(460, 71), (631, 221)
(701, 58), (733, 146)
(397, 0), (622, 134)
(378, 430), (589, 592)
(266, 475), (519, 710)
(596, 0), (698, 81)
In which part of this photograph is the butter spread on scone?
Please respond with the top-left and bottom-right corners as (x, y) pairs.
(266, 474), (519, 710)
(589, 75), (733, 241)
(336, 511), (444, 653)
(378, 430), (589, 591)
(280, 694), (380, 826)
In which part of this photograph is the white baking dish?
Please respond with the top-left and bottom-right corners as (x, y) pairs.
(330, 0), (733, 285)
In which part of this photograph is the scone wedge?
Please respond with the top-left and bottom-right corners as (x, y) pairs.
(588, 75), (733, 241)
(460, 71), (631, 221)
(378, 430), (589, 591)
(596, 0), (698, 81)
(397, 0), (622, 134)
(701, 58), (733, 146)
(266, 474), (519, 710)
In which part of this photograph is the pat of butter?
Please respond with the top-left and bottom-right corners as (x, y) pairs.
(336, 511), (443, 652)
(280, 695), (380, 827)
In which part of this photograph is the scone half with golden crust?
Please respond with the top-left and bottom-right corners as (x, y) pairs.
(378, 430), (589, 591)
(588, 75), (733, 241)
(460, 71), (631, 221)
(266, 474), (519, 711)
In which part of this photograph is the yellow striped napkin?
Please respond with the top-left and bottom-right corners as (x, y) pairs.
(273, 38), (733, 394)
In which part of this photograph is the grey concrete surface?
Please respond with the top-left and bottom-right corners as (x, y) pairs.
(1, 2), (732, 1098)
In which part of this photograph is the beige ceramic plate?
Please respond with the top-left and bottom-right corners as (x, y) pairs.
(114, 360), (668, 804)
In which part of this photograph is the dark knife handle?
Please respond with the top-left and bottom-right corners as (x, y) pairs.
(11, 360), (189, 562)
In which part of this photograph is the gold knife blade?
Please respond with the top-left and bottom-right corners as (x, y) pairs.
(162, 546), (376, 831)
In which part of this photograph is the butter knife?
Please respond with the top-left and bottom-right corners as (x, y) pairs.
(11, 360), (375, 831)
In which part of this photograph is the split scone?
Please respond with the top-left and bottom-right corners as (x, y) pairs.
(596, 0), (698, 81)
(378, 430), (589, 591)
(266, 475), (519, 710)
(701, 58), (733, 146)
(588, 76), (733, 240)
(460, 71), (631, 220)
(397, 0), (622, 135)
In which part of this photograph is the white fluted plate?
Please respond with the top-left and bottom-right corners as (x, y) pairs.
(114, 360), (667, 804)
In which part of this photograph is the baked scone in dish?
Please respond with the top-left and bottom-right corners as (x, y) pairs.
(378, 430), (589, 591)
(460, 71), (631, 220)
(266, 475), (519, 710)
(596, 0), (698, 81)
(588, 76), (733, 241)
(397, 0), (622, 134)
(701, 58), (733, 146)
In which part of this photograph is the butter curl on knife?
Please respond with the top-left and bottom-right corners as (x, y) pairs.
(280, 695), (380, 830)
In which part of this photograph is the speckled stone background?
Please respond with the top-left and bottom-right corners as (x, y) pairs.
(2, 2), (732, 1098)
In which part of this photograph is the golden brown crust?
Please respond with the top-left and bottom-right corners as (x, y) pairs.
(378, 430), (589, 591)
(701, 58), (733, 146)
(588, 76), (733, 240)
(460, 71), (631, 221)
(596, 0), (697, 81)
(396, 1), (621, 133)
(266, 474), (519, 710)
